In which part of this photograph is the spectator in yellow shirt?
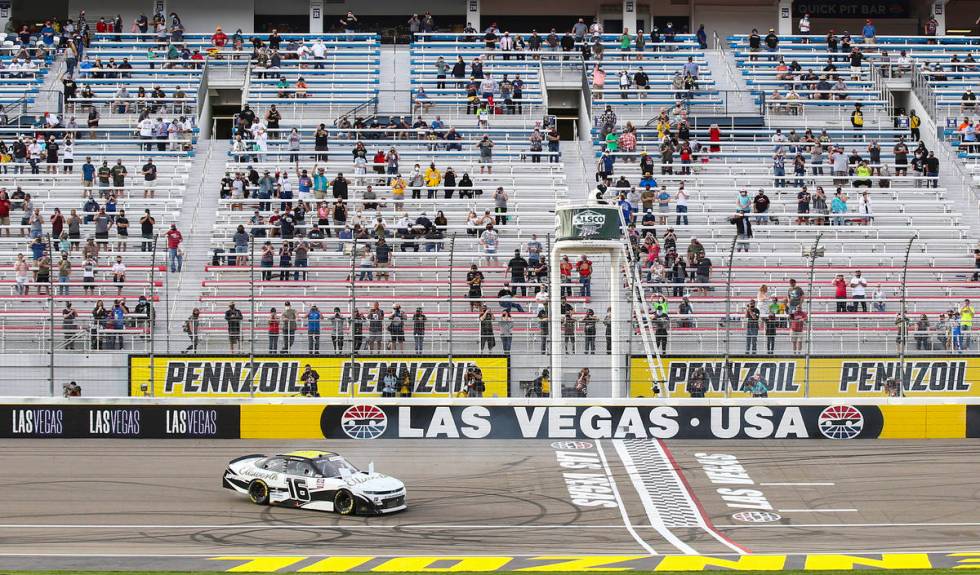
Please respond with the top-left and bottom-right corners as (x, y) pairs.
(960, 299), (975, 350)
(390, 174), (406, 210)
(423, 163), (441, 199)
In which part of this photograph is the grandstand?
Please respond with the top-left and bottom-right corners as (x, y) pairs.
(0, 2), (976, 397)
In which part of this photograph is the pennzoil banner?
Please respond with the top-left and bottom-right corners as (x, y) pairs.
(630, 356), (979, 398)
(128, 355), (509, 398)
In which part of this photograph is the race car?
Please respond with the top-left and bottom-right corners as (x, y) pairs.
(222, 450), (406, 515)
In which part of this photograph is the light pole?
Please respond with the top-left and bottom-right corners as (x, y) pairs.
(447, 233), (457, 399)
(720, 233), (738, 399)
(897, 234), (918, 397)
(249, 235), (256, 399)
(803, 233), (824, 398)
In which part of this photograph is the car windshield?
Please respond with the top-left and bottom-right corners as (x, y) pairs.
(314, 456), (359, 477)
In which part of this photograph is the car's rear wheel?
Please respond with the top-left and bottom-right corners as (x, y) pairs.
(248, 480), (269, 505)
(334, 490), (355, 515)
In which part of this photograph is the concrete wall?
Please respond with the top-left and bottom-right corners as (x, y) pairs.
(693, 3), (776, 44)
(256, 0), (309, 15)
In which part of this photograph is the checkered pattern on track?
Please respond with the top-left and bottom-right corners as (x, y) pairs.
(620, 439), (701, 528)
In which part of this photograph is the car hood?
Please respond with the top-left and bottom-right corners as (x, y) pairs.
(345, 472), (404, 493)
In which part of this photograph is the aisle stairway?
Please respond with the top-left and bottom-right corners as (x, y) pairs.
(379, 44), (412, 115)
(159, 138), (229, 352)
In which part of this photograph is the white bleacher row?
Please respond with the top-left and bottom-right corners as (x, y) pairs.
(199, 127), (571, 353)
(0, 38), (202, 351)
(409, 43), (546, 125)
(589, 37), (977, 354)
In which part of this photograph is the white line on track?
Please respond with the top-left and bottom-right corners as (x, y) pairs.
(759, 482), (836, 486)
(593, 439), (659, 556)
(611, 440), (697, 555)
(778, 509), (859, 513)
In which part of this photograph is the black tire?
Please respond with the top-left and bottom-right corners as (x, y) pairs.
(334, 489), (355, 515)
(248, 480), (269, 505)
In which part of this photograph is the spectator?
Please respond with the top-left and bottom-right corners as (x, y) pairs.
(387, 305), (406, 352)
(478, 135), (494, 174)
(63, 302), (79, 350)
(381, 367), (398, 397)
(731, 212), (752, 252)
(465, 366), (485, 397)
(833, 274), (848, 312)
(872, 285), (886, 312)
(537, 308), (549, 354)
(367, 302), (384, 352)
(225, 303), (243, 352)
(478, 306), (496, 352)
(914, 313), (931, 351)
(562, 311), (576, 353)
(789, 308), (807, 354)
(961, 299), (975, 350)
(787, 279), (804, 313)
(576, 255), (593, 297)
(654, 310), (669, 353)
(764, 28), (778, 61)
(307, 305), (321, 354)
(687, 367), (707, 397)
(745, 300), (760, 354)
(962, 88), (977, 113)
(63, 381), (82, 397)
(765, 312), (779, 355)
(412, 307), (426, 353)
(267, 308), (280, 353)
(300, 364), (320, 397)
(572, 367), (590, 398)
(281, 302), (297, 352)
(861, 19), (876, 44)
(742, 374), (770, 397)
(849, 270), (868, 312)
(850, 103), (864, 129)
(166, 224), (183, 272)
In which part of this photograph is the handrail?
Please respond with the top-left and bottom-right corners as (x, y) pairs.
(332, 96), (379, 125)
(617, 207), (667, 397)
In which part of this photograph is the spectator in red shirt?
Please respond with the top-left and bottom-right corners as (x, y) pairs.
(833, 273), (847, 312)
(0, 190), (10, 236)
(212, 26), (228, 47)
(96, 18), (109, 34)
(790, 309), (807, 353)
(166, 224), (183, 272)
(576, 255), (593, 298)
(559, 255), (572, 297)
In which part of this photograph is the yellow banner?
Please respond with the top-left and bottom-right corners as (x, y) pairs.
(630, 356), (979, 398)
(129, 356), (509, 398)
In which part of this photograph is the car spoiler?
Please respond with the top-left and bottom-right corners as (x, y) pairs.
(227, 453), (265, 464)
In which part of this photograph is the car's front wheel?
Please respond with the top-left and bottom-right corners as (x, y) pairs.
(334, 490), (355, 515)
(248, 480), (270, 505)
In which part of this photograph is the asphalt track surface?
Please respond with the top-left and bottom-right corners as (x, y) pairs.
(1, 439), (979, 570)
